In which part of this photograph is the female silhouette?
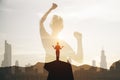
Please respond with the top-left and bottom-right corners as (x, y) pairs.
(40, 3), (83, 64)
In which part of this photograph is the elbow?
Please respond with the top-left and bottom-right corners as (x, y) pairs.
(40, 19), (43, 24)
(40, 22), (42, 26)
(40, 21), (44, 27)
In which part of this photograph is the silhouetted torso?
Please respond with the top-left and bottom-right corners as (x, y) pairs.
(40, 3), (83, 64)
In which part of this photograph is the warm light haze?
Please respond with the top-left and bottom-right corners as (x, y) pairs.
(0, 0), (120, 69)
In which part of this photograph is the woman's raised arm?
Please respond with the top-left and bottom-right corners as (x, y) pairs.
(40, 3), (57, 27)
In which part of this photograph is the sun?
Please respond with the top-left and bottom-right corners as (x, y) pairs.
(58, 33), (64, 40)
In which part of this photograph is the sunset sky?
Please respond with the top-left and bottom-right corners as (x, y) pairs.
(0, 0), (120, 68)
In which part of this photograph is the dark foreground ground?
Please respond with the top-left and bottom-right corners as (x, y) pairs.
(0, 60), (120, 80)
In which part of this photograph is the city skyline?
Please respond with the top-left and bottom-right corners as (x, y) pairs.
(0, 40), (110, 69)
(0, 0), (120, 68)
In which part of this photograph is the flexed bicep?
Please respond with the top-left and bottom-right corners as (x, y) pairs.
(68, 32), (83, 63)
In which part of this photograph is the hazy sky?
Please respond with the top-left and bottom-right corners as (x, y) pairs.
(0, 0), (120, 68)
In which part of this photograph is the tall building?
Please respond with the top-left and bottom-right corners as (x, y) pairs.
(15, 60), (19, 66)
(100, 49), (107, 69)
(92, 60), (96, 67)
(1, 40), (12, 67)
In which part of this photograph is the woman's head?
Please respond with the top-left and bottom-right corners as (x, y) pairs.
(50, 15), (63, 36)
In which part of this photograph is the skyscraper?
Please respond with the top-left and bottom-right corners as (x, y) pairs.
(15, 60), (19, 66)
(1, 40), (12, 67)
(100, 49), (107, 69)
(92, 60), (96, 67)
